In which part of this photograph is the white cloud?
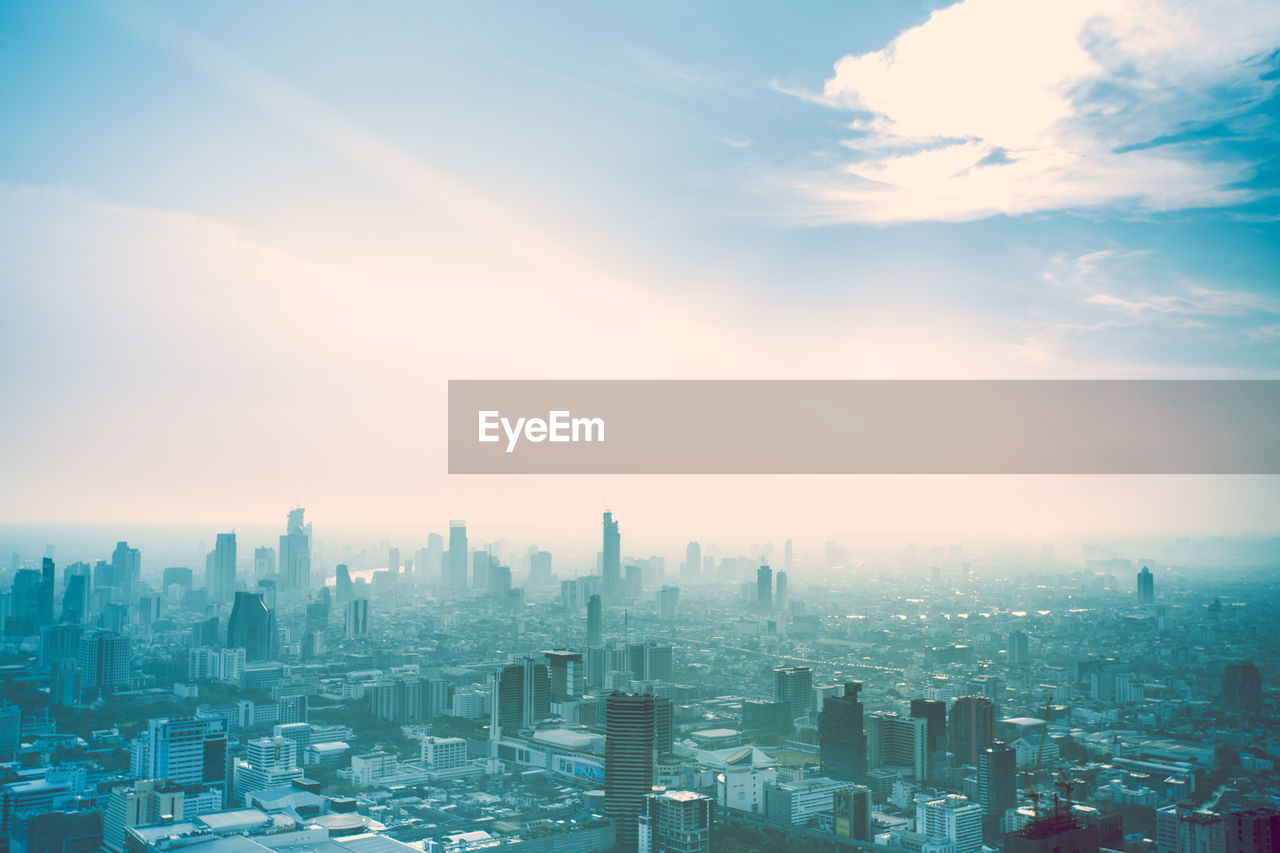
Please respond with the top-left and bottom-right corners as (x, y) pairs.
(783, 0), (1280, 223)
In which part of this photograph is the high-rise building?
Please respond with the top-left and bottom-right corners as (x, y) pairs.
(1222, 661), (1262, 712)
(917, 795), (984, 853)
(820, 682), (867, 782)
(40, 624), (82, 667)
(426, 532), (444, 585)
(387, 547), (400, 576)
(603, 511), (621, 603)
(226, 592), (278, 662)
(279, 514), (311, 596)
(61, 573), (89, 625)
(1224, 808), (1280, 853)
(606, 692), (657, 850)
(253, 547), (276, 578)
(110, 541), (141, 602)
(38, 557), (55, 628)
(448, 521), (468, 590)
(756, 565), (773, 613)
(834, 786), (873, 841)
(206, 533), (236, 604)
(77, 630), (132, 695)
(950, 696), (995, 766)
(657, 586), (680, 621)
(491, 657), (551, 733)
(682, 542), (701, 580)
(587, 593), (603, 646)
(102, 779), (186, 853)
(530, 550), (552, 586)
(345, 598), (369, 639)
(1009, 630), (1030, 666)
(236, 736), (302, 805)
(1138, 566), (1155, 605)
(978, 743), (1017, 839)
(627, 641), (674, 683)
(544, 650), (585, 701)
(0, 703), (20, 761)
(774, 666), (814, 722)
(335, 565), (353, 602)
(138, 715), (229, 792)
(867, 712), (928, 780)
(638, 790), (713, 853)
(775, 571), (788, 609)
(910, 698), (948, 782)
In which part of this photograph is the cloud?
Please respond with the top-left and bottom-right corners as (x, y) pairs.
(780, 0), (1280, 223)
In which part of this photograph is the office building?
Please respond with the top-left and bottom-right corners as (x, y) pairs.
(775, 571), (788, 609)
(78, 630), (132, 695)
(774, 666), (813, 722)
(978, 743), (1017, 839)
(657, 585), (680, 621)
(1009, 630), (1030, 666)
(606, 692), (657, 850)
(530, 550), (553, 586)
(834, 785), (873, 841)
(820, 682), (868, 782)
(226, 592), (278, 662)
(950, 696), (995, 766)
(137, 715), (229, 792)
(206, 533), (236, 604)
(448, 521), (468, 590)
(587, 594), (603, 647)
(911, 698), (948, 782)
(867, 711), (928, 780)
(1138, 566), (1155, 605)
(544, 650), (585, 700)
(1222, 661), (1263, 712)
(638, 790), (713, 853)
(102, 779), (185, 853)
(492, 657), (551, 733)
(756, 565), (773, 613)
(603, 511), (621, 603)
(682, 542), (701, 580)
(278, 509), (311, 596)
(917, 795), (984, 853)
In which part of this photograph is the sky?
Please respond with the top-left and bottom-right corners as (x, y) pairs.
(1, 0), (1279, 544)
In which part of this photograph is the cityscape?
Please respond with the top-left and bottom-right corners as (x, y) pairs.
(0, 510), (1275, 853)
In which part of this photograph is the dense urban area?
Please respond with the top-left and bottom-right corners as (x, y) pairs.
(0, 509), (1276, 853)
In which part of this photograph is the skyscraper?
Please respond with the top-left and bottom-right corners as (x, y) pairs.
(491, 657), (551, 732)
(867, 711), (929, 780)
(448, 521), (468, 590)
(110, 541), (140, 602)
(345, 598), (369, 639)
(910, 698), (949, 782)
(227, 591), (278, 662)
(603, 511), (621, 603)
(682, 542), (701, 580)
(530, 550), (552, 586)
(978, 743), (1017, 840)
(774, 666), (813, 722)
(388, 547), (400, 576)
(606, 692), (657, 850)
(544, 650), (584, 700)
(756, 564), (773, 613)
(206, 533), (236, 604)
(1008, 630), (1030, 666)
(77, 630), (132, 695)
(1137, 566), (1155, 604)
(950, 696), (996, 766)
(279, 512), (311, 597)
(775, 571), (788, 609)
(820, 682), (868, 782)
(638, 790), (713, 853)
(1222, 661), (1263, 712)
(38, 557), (55, 628)
(587, 593), (603, 647)
(139, 715), (229, 791)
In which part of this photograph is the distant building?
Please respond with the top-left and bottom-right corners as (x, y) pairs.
(1222, 661), (1262, 712)
(950, 696), (995, 766)
(774, 666), (813, 722)
(1137, 566), (1155, 605)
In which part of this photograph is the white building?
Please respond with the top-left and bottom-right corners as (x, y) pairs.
(916, 795), (982, 853)
(421, 736), (467, 771)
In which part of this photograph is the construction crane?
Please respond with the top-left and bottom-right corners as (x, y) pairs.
(1027, 695), (1054, 818)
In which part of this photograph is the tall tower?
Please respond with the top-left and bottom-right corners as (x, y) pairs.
(774, 666), (813, 723)
(227, 592), (278, 662)
(606, 692), (657, 850)
(603, 511), (621, 603)
(586, 594), (603, 647)
(910, 698), (948, 782)
(279, 510), (310, 596)
(978, 743), (1017, 840)
(1137, 566), (1155, 605)
(208, 533), (237, 604)
(950, 696), (995, 766)
(820, 682), (867, 781)
(756, 564), (773, 613)
(448, 521), (468, 590)
(682, 542), (701, 580)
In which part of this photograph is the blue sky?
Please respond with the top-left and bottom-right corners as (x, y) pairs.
(1, 0), (1278, 534)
